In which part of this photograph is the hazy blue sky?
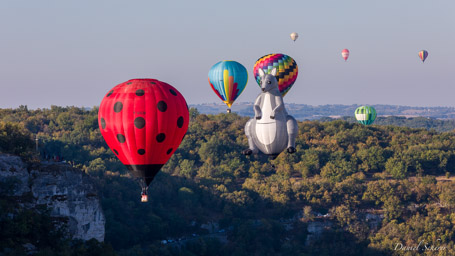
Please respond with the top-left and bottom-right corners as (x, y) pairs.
(1, 0), (454, 109)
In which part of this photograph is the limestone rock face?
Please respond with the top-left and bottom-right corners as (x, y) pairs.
(0, 154), (105, 242)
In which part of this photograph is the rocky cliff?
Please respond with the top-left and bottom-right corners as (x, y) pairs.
(0, 154), (105, 242)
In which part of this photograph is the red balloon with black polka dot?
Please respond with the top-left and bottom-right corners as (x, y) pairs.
(98, 79), (189, 202)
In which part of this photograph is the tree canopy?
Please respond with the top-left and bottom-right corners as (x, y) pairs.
(1, 106), (454, 255)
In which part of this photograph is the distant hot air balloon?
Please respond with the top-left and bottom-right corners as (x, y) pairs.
(208, 61), (248, 113)
(419, 50), (428, 63)
(342, 49), (350, 61)
(290, 32), (299, 42)
(355, 106), (376, 125)
(253, 53), (298, 97)
(98, 79), (189, 202)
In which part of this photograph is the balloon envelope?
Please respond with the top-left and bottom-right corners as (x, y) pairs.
(355, 106), (376, 125)
(98, 79), (189, 187)
(290, 32), (299, 41)
(208, 61), (248, 109)
(419, 50), (428, 62)
(253, 53), (298, 97)
(342, 49), (350, 61)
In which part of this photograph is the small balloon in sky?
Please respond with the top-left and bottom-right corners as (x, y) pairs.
(341, 49), (350, 61)
(290, 32), (299, 42)
(355, 106), (376, 125)
(419, 50), (428, 63)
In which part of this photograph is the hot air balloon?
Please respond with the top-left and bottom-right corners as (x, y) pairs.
(253, 53), (298, 97)
(243, 68), (298, 159)
(290, 32), (299, 42)
(342, 49), (350, 61)
(98, 79), (189, 202)
(355, 106), (376, 125)
(419, 50), (428, 63)
(208, 61), (248, 113)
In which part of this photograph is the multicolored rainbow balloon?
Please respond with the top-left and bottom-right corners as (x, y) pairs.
(419, 50), (428, 63)
(208, 61), (248, 112)
(253, 53), (298, 97)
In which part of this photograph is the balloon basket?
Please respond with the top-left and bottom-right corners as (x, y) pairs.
(141, 185), (148, 202)
(227, 108), (231, 113)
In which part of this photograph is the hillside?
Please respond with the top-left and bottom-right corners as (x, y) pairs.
(0, 153), (113, 255)
(0, 106), (454, 255)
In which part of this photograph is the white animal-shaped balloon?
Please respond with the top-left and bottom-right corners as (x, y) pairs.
(242, 68), (298, 158)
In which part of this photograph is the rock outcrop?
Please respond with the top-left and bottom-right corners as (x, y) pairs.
(0, 154), (105, 242)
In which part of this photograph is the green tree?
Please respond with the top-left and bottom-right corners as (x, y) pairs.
(0, 121), (34, 155)
(385, 156), (408, 179)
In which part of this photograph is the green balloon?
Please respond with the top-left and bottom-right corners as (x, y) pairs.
(355, 106), (376, 125)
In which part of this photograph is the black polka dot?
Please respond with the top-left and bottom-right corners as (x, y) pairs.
(157, 101), (167, 112)
(166, 148), (173, 154)
(114, 102), (123, 113)
(100, 118), (106, 129)
(138, 149), (145, 155)
(156, 133), (165, 143)
(151, 81), (156, 84)
(117, 134), (126, 143)
(177, 116), (184, 128)
(136, 89), (144, 96)
(113, 149), (118, 155)
(126, 82), (132, 85)
(107, 90), (114, 97)
(169, 89), (177, 96)
(134, 117), (145, 129)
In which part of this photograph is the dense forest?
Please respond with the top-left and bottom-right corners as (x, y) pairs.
(1, 105), (455, 255)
